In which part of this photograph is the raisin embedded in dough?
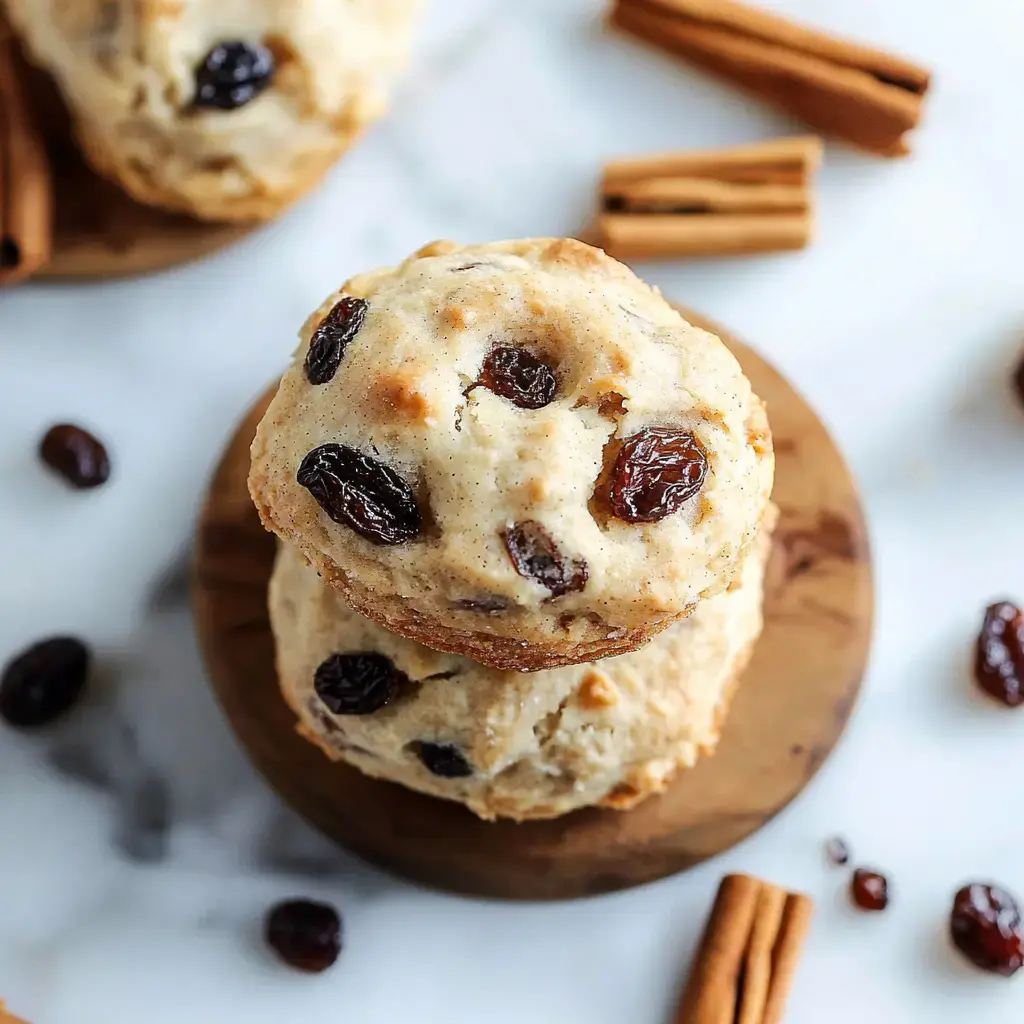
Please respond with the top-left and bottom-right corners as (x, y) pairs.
(478, 346), (557, 409)
(297, 444), (422, 546)
(609, 427), (708, 523)
(313, 651), (408, 715)
(193, 41), (275, 111)
(304, 297), (369, 385)
(502, 521), (587, 597)
(415, 741), (474, 778)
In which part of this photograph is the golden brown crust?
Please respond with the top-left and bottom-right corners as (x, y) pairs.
(251, 485), (764, 673)
(253, 487), (683, 670)
(577, 669), (620, 709)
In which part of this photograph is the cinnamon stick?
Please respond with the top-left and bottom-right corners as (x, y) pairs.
(0, 25), (52, 285)
(674, 874), (813, 1024)
(736, 883), (787, 1024)
(599, 135), (819, 260)
(610, 0), (931, 157)
(762, 892), (815, 1024)
(601, 211), (809, 259)
(604, 135), (821, 186)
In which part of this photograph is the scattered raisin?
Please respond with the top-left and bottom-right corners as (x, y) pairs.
(314, 652), (408, 716)
(40, 424), (110, 489)
(0, 637), (89, 729)
(974, 601), (1024, 707)
(825, 836), (851, 867)
(194, 41), (275, 110)
(297, 443), (421, 546)
(478, 346), (557, 410)
(455, 595), (511, 614)
(851, 868), (889, 912)
(608, 427), (707, 523)
(503, 521), (587, 598)
(265, 899), (342, 973)
(304, 297), (369, 385)
(416, 742), (473, 778)
(950, 883), (1024, 977)
(1014, 353), (1024, 406)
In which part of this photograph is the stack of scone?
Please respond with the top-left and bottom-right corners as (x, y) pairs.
(249, 238), (775, 821)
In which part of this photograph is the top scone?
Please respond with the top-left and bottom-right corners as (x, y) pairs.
(3, 0), (418, 221)
(250, 238), (774, 671)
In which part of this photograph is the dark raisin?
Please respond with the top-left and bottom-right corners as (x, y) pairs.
(478, 346), (557, 410)
(503, 521), (587, 598)
(40, 424), (110, 489)
(265, 899), (342, 973)
(851, 868), (889, 912)
(1, 237), (20, 268)
(304, 297), (369, 385)
(454, 594), (511, 614)
(314, 652), (408, 716)
(950, 883), (1024, 977)
(974, 601), (1024, 707)
(608, 427), (707, 523)
(1013, 352), (1024, 406)
(825, 836), (851, 867)
(297, 443), (421, 546)
(1, 637), (89, 729)
(194, 41), (275, 110)
(416, 742), (473, 778)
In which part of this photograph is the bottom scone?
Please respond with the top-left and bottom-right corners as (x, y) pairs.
(270, 514), (775, 822)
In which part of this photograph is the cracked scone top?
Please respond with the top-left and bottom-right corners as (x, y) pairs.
(250, 238), (774, 671)
(270, 521), (773, 821)
(3, 0), (418, 221)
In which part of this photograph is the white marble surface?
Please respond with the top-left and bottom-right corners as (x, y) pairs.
(1, 1), (1023, 1020)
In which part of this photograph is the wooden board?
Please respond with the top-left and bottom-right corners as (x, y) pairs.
(12, 39), (255, 280)
(192, 311), (873, 901)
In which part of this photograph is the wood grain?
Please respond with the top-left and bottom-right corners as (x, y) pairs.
(192, 310), (873, 901)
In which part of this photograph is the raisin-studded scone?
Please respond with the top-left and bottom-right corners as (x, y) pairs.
(251, 238), (774, 671)
(270, 518), (774, 821)
(2, 0), (418, 221)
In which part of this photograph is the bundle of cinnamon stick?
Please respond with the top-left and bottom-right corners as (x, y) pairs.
(0, 22), (52, 285)
(610, 0), (931, 158)
(600, 135), (820, 261)
(675, 874), (813, 1024)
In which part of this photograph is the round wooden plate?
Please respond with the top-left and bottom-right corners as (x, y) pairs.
(192, 311), (873, 901)
(12, 40), (255, 280)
